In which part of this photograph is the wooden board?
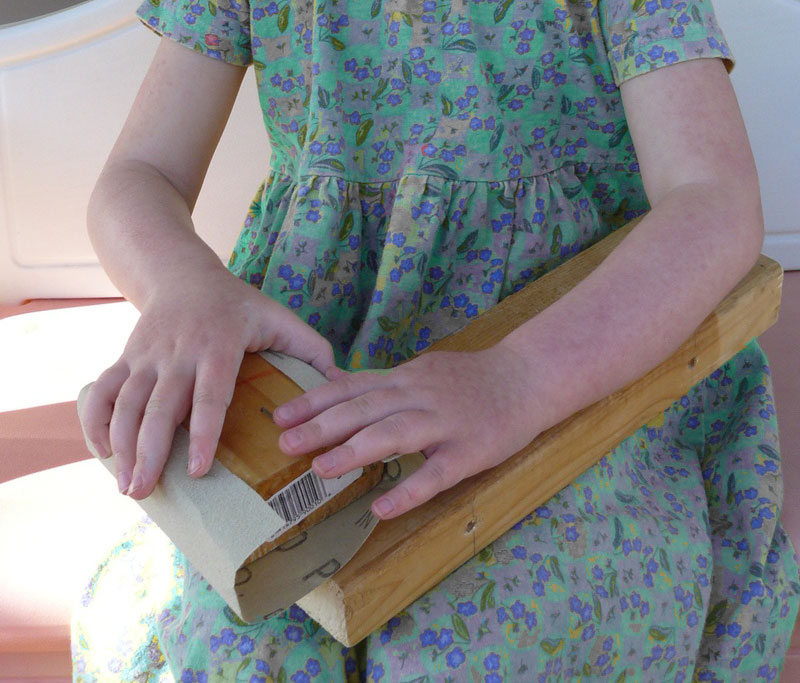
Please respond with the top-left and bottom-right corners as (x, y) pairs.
(213, 352), (383, 563)
(297, 219), (784, 645)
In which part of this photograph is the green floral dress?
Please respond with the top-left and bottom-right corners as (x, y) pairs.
(72, 1), (800, 680)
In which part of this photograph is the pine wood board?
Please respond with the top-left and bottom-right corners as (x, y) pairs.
(214, 352), (383, 563)
(296, 218), (784, 645)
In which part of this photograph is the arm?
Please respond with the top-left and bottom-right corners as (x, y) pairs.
(496, 57), (764, 434)
(81, 38), (335, 498)
(271, 57), (763, 519)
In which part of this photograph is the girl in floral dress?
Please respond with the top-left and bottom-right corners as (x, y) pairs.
(74, 0), (799, 680)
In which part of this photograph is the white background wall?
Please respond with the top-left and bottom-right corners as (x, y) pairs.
(0, 0), (797, 305)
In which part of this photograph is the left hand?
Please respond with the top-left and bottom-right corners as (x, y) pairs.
(272, 345), (545, 519)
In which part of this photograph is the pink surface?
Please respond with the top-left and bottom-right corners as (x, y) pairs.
(0, 282), (798, 681)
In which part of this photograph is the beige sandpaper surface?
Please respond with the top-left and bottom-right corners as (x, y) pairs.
(78, 350), (424, 621)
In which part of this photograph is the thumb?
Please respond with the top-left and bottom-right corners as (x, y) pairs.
(268, 308), (337, 375)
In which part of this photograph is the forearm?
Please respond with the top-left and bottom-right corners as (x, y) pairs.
(87, 159), (230, 310)
(498, 182), (764, 432)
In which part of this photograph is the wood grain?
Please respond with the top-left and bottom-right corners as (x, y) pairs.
(213, 352), (383, 563)
(297, 218), (784, 645)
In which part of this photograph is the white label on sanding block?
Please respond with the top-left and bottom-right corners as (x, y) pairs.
(264, 466), (363, 541)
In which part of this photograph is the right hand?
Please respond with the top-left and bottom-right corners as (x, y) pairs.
(79, 266), (336, 499)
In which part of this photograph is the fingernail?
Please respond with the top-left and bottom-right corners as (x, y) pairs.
(274, 405), (293, 421)
(374, 498), (394, 517)
(188, 454), (202, 476)
(117, 471), (131, 494)
(282, 430), (302, 449)
(315, 452), (335, 474)
(93, 442), (109, 459)
(126, 474), (143, 497)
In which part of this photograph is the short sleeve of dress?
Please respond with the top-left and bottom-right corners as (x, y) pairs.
(135, 0), (252, 67)
(599, 0), (734, 86)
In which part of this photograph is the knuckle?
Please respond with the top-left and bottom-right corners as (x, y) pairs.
(194, 388), (229, 411)
(427, 457), (453, 489)
(143, 398), (165, 419)
(351, 394), (374, 418)
(382, 413), (408, 443)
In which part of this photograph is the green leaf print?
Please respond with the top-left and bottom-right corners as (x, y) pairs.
(649, 627), (669, 641)
(416, 252), (428, 276)
(253, 60), (266, 72)
(493, 0), (514, 23)
(373, 78), (389, 100)
(560, 94), (572, 115)
(540, 638), (563, 656)
(452, 614), (470, 641)
(318, 87), (331, 108)
(756, 632), (766, 655)
(735, 377), (749, 403)
(457, 230), (479, 254)
(356, 119), (374, 146)
(297, 123), (307, 147)
(480, 581), (496, 611)
(402, 60), (413, 84)
(531, 67), (542, 90)
(223, 605), (249, 627)
(278, 669), (287, 683)
(694, 583), (703, 608)
(423, 163), (459, 180)
(613, 517), (623, 549)
(692, 4), (703, 24)
(371, 0), (381, 18)
(615, 671), (628, 683)
(441, 95), (453, 116)
(236, 658), (252, 676)
(549, 556), (564, 582)
(562, 184), (582, 199)
(331, 36), (346, 50)
(550, 225), (562, 255)
(569, 50), (593, 65)
(378, 316), (398, 332)
(659, 548), (671, 572)
(338, 212), (354, 241)
(703, 599), (729, 634)
(313, 158), (346, 172)
(759, 444), (780, 460)
(447, 39), (477, 52)
(497, 193), (515, 210)
(208, 0), (217, 16)
(497, 84), (514, 103)
(726, 472), (736, 505)
(278, 5), (289, 32)
(632, 0), (645, 11)
(608, 123), (629, 148)
(489, 123), (504, 153)
(400, 12), (413, 27)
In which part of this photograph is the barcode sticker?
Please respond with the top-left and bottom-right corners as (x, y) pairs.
(265, 466), (363, 541)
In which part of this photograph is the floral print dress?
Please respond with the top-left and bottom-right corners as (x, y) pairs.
(72, 1), (800, 680)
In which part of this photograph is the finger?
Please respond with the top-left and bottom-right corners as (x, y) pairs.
(311, 410), (438, 477)
(126, 368), (195, 500)
(371, 447), (464, 519)
(278, 384), (415, 455)
(80, 363), (130, 459)
(268, 309), (337, 375)
(186, 351), (242, 478)
(109, 370), (157, 494)
(274, 370), (390, 429)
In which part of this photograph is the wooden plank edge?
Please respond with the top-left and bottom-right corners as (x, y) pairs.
(299, 253), (782, 645)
